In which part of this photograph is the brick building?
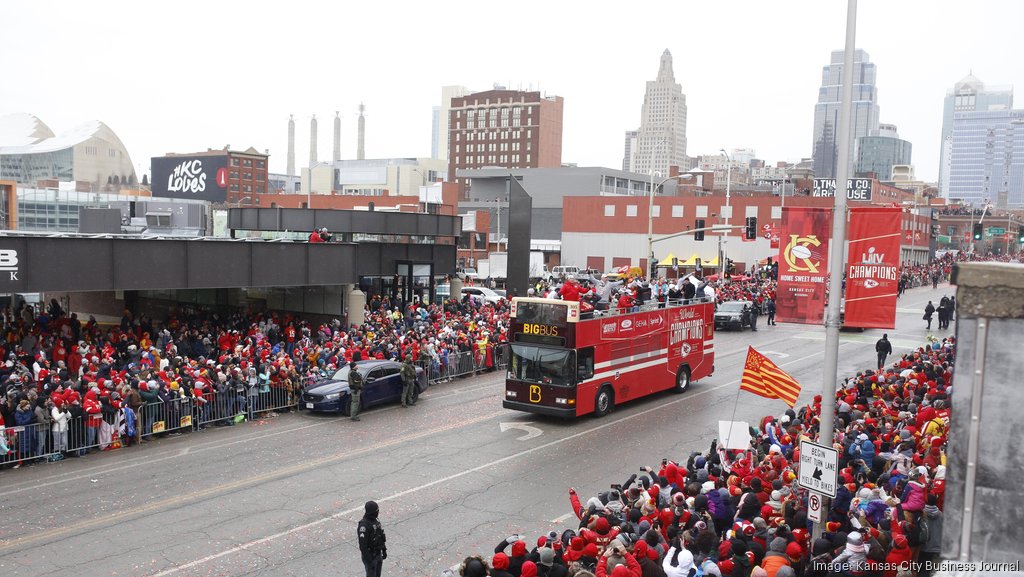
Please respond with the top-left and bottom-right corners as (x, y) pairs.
(447, 89), (563, 191)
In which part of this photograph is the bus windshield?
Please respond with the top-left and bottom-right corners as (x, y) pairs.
(508, 345), (575, 386)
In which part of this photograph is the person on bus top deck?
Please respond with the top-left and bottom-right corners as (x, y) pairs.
(559, 277), (583, 302)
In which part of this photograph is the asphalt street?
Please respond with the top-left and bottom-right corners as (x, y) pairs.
(0, 283), (957, 577)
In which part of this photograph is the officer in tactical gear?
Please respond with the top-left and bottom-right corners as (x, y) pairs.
(348, 361), (363, 421)
(357, 500), (386, 577)
(400, 355), (417, 407)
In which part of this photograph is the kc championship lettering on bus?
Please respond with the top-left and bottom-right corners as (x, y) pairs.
(843, 207), (901, 329)
(776, 207), (832, 324)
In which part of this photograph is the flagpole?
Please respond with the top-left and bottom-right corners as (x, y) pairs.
(815, 0), (858, 543)
(724, 387), (743, 450)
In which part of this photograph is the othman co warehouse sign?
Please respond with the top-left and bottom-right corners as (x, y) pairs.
(151, 155), (229, 202)
(812, 178), (873, 201)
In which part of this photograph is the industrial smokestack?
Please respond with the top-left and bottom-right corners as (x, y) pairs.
(287, 114), (295, 177)
(333, 111), (341, 162)
(310, 114), (318, 167)
(357, 103), (366, 161)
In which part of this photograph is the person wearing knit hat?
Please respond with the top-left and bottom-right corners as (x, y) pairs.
(490, 552), (514, 577)
(537, 547), (554, 568)
(751, 568), (768, 577)
(831, 531), (867, 572)
(760, 536), (791, 577)
(785, 541), (803, 564)
(519, 560), (538, 577)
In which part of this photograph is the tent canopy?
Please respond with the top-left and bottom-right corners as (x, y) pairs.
(657, 252), (678, 266)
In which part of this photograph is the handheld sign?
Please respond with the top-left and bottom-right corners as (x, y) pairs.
(798, 440), (839, 498)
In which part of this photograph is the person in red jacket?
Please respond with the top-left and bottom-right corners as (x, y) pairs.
(883, 534), (913, 577)
(596, 540), (641, 577)
(82, 387), (102, 451)
(559, 278), (583, 302)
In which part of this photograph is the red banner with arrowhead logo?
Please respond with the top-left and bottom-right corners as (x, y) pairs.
(844, 207), (901, 329)
(776, 207), (832, 324)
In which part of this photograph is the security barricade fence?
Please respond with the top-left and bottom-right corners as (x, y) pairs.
(1, 347), (510, 467)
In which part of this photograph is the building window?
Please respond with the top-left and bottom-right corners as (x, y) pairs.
(604, 205), (615, 217)
(230, 171), (239, 179)
(672, 205), (684, 218)
(230, 184), (239, 192)
(231, 158), (240, 167)
(256, 173), (264, 181)
(626, 205), (638, 217)
(244, 172), (252, 180)
(257, 160), (265, 168)
(256, 185), (264, 193)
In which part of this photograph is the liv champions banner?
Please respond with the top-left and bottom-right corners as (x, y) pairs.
(844, 207), (901, 329)
(777, 207), (832, 324)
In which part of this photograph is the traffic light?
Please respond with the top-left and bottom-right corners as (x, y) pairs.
(694, 219), (705, 241)
(695, 257), (702, 270)
(1019, 227), (1024, 244)
(972, 223), (983, 241)
(745, 216), (757, 240)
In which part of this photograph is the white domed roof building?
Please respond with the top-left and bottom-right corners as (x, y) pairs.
(0, 113), (137, 188)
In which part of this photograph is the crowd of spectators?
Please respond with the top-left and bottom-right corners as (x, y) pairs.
(0, 293), (511, 466)
(445, 335), (955, 577)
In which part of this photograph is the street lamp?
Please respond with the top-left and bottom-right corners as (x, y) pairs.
(647, 173), (695, 278)
(718, 149), (733, 280)
(235, 196), (253, 208)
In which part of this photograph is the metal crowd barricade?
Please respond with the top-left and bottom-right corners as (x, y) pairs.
(415, 345), (511, 386)
(246, 382), (298, 418)
(139, 398), (194, 437)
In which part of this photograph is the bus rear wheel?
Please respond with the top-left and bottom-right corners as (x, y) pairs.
(674, 366), (691, 393)
(594, 386), (614, 417)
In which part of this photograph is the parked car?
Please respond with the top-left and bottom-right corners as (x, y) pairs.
(715, 300), (753, 330)
(301, 360), (427, 414)
(461, 286), (503, 305)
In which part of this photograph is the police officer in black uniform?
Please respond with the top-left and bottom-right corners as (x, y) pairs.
(358, 500), (387, 577)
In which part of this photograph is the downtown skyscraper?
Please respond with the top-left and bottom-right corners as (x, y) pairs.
(938, 74), (1013, 198)
(624, 50), (687, 177)
(811, 49), (880, 179)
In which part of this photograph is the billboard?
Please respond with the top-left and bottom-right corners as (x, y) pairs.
(844, 207), (901, 329)
(151, 155), (229, 202)
(812, 178), (872, 201)
(776, 207), (832, 324)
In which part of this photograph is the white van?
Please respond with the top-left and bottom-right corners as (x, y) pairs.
(550, 266), (580, 280)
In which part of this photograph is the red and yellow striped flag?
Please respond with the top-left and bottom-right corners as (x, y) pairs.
(740, 346), (801, 407)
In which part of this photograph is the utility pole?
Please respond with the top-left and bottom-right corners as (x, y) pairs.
(814, 0), (857, 542)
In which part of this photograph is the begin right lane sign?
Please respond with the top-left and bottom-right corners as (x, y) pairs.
(799, 440), (839, 498)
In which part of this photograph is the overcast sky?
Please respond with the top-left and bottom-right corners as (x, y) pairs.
(2, 1), (1021, 184)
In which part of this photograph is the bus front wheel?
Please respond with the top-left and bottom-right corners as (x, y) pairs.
(594, 386), (614, 417)
(674, 366), (691, 393)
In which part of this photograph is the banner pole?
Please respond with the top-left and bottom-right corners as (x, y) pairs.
(815, 0), (857, 542)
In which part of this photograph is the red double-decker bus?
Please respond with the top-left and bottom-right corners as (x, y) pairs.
(503, 297), (715, 418)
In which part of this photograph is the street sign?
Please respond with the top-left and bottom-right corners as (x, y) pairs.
(989, 227), (1006, 235)
(808, 491), (823, 523)
(798, 440), (838, 498)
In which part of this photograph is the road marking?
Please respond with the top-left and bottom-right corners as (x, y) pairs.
(500, 421), (543, 441)
(144, 344), (841, 577)
(550, 512), (575, 524)
(0, 409), (507, 554)
(0, 378), (505, 498)
(760, 350), (791, 358)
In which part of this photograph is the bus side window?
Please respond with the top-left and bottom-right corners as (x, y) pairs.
(577, 347), (595, 382)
